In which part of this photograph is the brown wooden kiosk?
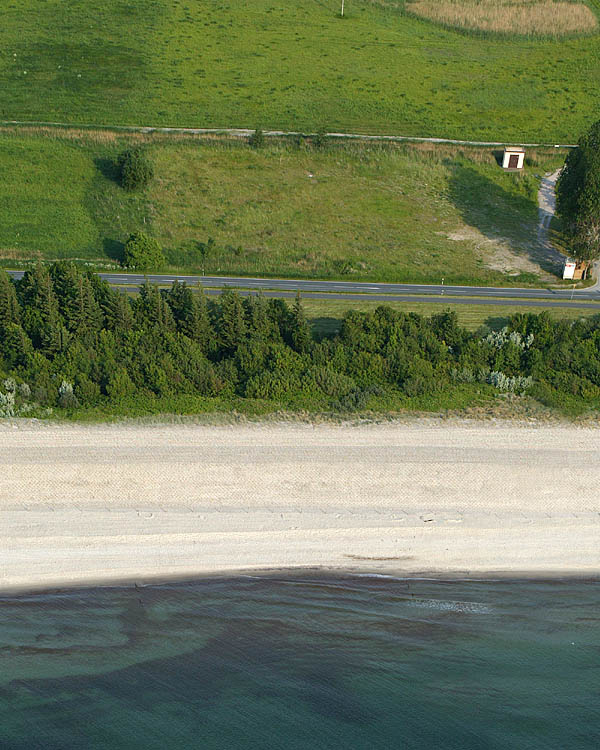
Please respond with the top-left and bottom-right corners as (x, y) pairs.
(563, 259), (589, 280)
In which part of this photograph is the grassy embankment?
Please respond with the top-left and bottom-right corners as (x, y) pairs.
(2, 1), (600, 141)
(0, 128), (569, 286)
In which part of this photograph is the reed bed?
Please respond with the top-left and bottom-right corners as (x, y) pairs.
(406, 0), (598, 36)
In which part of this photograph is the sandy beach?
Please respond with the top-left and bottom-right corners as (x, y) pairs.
(1, 419), (599, 592)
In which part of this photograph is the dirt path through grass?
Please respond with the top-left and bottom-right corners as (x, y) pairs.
(537, 169), (565, 273)
(0, 120), (579, 148)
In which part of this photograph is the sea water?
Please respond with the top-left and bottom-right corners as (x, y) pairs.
(0, 576), (598, 749)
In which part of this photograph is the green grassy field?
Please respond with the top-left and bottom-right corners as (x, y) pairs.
(0, 128), (568, 285)
(2, 1), (600, 141)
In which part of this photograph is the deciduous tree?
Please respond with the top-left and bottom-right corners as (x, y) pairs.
(117, 147), (154, 191)
(123, 232), (165, 271)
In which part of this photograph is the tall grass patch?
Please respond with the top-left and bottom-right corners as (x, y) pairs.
(147, 138), (562, 284)
(406, 0), (598, 36)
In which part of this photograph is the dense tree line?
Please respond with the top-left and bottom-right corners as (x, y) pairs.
(557, 119), (600, 264)
(1, 263), (600, 416)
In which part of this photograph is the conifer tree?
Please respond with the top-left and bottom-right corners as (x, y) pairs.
(557, 120), (600, 264)
(166, 281), (196, 332)
(244, 291), (276, 341)
(105, 288), (134, 333)
(17, 262), (62, 352)
(267, 297), (292, 343)
(171, 284), (216, 351)
(0, 269), (21, 326)
(0, 322), (33, 369)
(190, 286), (215, 352)
(290, 291), (311, 353)
(50, 262), (102, 340)
(117, 147), (154, 191)
(85, 271), (113, 326)
(135, 281), (175, 330)
(218, 289), (247, 353)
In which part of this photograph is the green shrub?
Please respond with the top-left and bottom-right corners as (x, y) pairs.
(58, 380), (79, 409)
(331, 385), (384, 412)
(106, 368), (136, 401)
(245, 370), (300, 399)
(123, 231), (165, 271)
(0, 388), (15, 417)
(248, 128), (265, 149)
(312, 128), (328, 149)
(306, 366), (355, 398)
(117, 148), (154, 191)
(74, 374), (101, 405)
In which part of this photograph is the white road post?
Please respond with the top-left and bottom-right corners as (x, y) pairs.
(441, 277), (444, 296)
(341, 0), (344, 17)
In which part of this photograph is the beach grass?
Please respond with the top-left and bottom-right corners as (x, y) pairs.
(0, 128), (568, 286)
(2, 1), (600, 141)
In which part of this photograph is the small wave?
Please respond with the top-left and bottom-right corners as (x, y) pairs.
(406, 598), (492, 614)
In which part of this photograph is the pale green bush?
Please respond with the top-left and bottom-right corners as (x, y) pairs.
(483, 328), (534, 350)
(487, 371), (533, 393)
(0, 390), (15, 417)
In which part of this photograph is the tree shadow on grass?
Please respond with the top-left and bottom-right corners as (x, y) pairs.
(102, 237), (124, 263)
(492, 150), (504, 167)
(309, 317), (341, 339)
(94, 156), (120, 185)
(484, 315), (512, 331)
(446, 162), (563, 277)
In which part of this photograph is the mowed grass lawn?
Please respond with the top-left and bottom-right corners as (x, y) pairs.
(0, 129), (150, 262)
(2, 0), (600, 141)
(0, 136), (99, 256)
(0, 129), (567, 285)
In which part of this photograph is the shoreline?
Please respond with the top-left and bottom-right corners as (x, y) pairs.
(2, 420), (599, 593)
(3, 568), (600, 599)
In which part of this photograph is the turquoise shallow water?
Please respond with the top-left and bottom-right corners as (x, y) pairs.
(0, 575), (599, 749)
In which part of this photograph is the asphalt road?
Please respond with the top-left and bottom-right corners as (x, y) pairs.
(6, 270), (600, 308)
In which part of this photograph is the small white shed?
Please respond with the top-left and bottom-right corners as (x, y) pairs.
(502, 147), (525, 170)
(563, 260), (577, 279)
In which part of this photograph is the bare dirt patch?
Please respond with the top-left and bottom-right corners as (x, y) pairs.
(445, 226), (557, 279)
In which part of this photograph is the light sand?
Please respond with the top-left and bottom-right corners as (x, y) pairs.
(1, 420), (599, 592)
